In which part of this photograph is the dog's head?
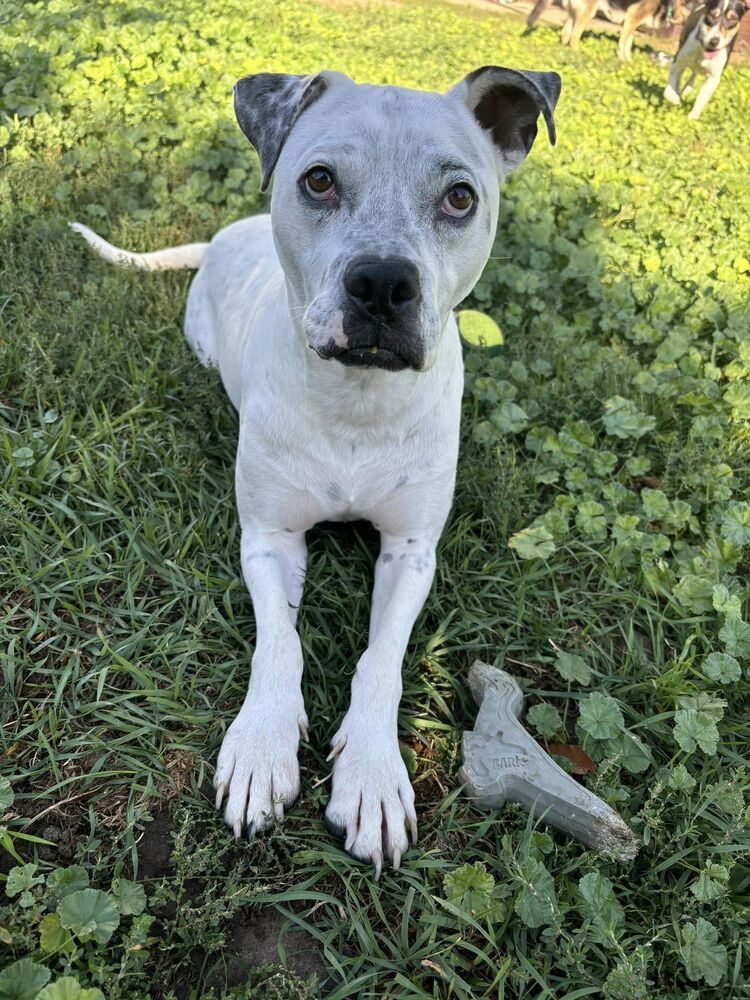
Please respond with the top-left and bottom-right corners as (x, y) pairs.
(697, 0), (747, 54)
(234, 68), (560, 372)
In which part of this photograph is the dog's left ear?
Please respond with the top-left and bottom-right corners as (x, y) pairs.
(449, 66), (561, 176)
(234, 71), (338, 192)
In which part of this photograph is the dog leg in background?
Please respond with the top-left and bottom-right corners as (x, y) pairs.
(568, 0), (599, 48)
(560, 3), (576, 44)
(324, 532), (439, 875)
(664, 54), (689, 103)
(618, 0), (656, 59)
(617, 22), (636, 59)
(214, 529), (309, 837)
(526, 0), (552, 30)
(688, 74), (720, 118)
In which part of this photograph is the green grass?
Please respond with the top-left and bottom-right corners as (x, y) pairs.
(1, 0), (750, 997)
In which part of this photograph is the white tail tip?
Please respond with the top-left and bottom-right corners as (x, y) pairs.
(69, 221), (207, 271)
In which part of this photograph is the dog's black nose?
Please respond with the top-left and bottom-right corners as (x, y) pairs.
(706, 36), (720, 47)
(343, 257), (420, 319)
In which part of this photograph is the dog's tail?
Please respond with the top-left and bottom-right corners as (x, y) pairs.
(69, 222), (208, 271)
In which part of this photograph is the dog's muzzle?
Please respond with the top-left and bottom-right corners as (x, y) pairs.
(319, 256), (424, 371)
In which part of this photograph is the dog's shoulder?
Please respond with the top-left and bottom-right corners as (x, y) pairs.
(679, 4), (705, 45)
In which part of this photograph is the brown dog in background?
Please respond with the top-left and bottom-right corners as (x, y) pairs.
(618, 0), (686, 58)
(526, 0), (603, 49)
(526, 0), (685, 52)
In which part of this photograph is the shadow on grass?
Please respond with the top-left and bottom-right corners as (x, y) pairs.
(628, 74), (669, 101)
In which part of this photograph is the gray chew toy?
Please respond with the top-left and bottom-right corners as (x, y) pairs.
(458, 661), (638, 861)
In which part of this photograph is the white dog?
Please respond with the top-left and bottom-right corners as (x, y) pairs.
(72, 65), (560, 875)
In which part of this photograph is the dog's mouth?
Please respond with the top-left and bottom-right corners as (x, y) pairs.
(335, 347), (410, 371)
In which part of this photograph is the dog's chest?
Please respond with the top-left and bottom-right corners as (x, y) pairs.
(236, 404), (449, 534)
(315, 437), (420, 521)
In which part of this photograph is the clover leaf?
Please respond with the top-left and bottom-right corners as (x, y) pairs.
(47, 866), (89, 903)
(689, 863), (729, 903)
(443, 862), (500, 920)
(673, 709), (719, 756)
(719, 617), (750, 659)
(0, 959), (51, 1000)
(11, 447), (35, 469)
(527, 703), (562, 739)
(111, 877), (147, 916)
(513, 857), (557, 929)
(37, 979), (105, 1000)
(578, 872), (624, 947)
(577, 693), (624, 741)
(679, 918), (727, 986)
(667, 764), (696, 791)
(490, 401), (529, 435)
(576, 500), (607, 539)
(720, 502), (750, 547)
(508, 525), (556, 560)
(6, 863), (44, 901)
(39, 914), (76, 956)
(603, 397), (655, 439)
(712, 584), (741, 619)
(702, 652), (741, 684)
(609, 729), (653, 774)
(554, 651), (592, 686)
(640, 488), (670, 520)
(57, 888), (120, 945)
(673, 574), (715, 614)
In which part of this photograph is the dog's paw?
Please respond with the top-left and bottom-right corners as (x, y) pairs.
(214, 693), (308, 839)
(663, 85), (682, 106)
(687, 107), (702, 121)
(324, 726), (417, 877)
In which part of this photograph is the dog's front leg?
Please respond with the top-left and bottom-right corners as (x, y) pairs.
(214, 529), (308, 838)
(687, 75), (720, 119)
(664, 57), (688, 104)
(325, 532), (438, 876)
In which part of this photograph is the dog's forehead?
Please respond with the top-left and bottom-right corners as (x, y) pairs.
(286, 82), (489, 176)
(706, 0), (743, 14)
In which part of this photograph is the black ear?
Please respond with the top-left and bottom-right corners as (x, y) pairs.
(233, 72), (331, 192)
(449, 66), (561, 175)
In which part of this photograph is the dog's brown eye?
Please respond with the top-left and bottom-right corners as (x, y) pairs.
(442, 184), (475, 218)
(305, 167), (336, 200)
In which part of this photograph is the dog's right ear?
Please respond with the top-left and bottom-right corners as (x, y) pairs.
(234, 72), (333, 192)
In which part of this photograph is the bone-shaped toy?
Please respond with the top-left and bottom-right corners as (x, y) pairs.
(458, 661), (638, 861)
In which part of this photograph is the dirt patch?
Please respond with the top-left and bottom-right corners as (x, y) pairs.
(203, 907), (326, 993)
(231, 909), (325, 980)
(4, 785), (94, 867)
(136, 811), (174, 879)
